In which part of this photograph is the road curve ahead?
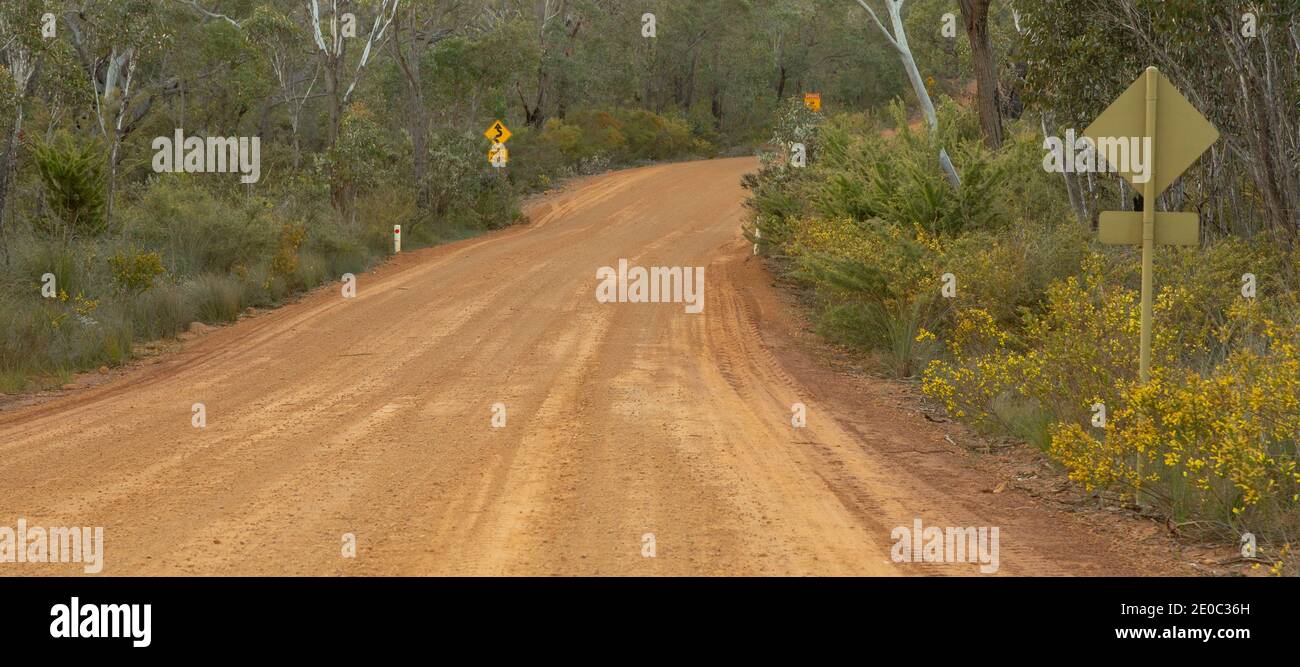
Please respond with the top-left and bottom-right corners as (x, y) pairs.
(0, 157), (1156, 576)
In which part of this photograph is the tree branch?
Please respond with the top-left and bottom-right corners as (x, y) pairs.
(854, 0), (899, 51)
(172, 0), (245, 28)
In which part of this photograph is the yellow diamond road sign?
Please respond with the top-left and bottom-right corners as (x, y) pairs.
(484, 120), (512, 144)
(1082, 69), (1219, 197)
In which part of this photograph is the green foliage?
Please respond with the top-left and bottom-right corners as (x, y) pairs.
(188, 274), (244, 324)
(16, 239), (91, 299)
(811, 102), (1007, 235)
(519, 108), (709, 177)
(127, 283), (195, 341)
(32, 133), (108, 239)
(120, 178), (277, 277)
(318, 102), (396, 206)
(423, 129), (496, 219)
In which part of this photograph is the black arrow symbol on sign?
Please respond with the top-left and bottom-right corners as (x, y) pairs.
(493, 123), (504, 140)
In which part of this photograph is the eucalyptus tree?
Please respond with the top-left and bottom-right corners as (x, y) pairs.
(0, 0), (49, 243)
(852, 0), (960, 187)
(956, 0), (1002, 149)
(389, 0), (466, 212)
(246, 3), (318, 168)
(303, 0), (400, 209)
(509, 0), (576, 127)
(1019, 0), (1299, 243)
(62, 0), (171, 226)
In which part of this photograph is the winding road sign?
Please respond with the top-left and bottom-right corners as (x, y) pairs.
(484, 120), (512, 144)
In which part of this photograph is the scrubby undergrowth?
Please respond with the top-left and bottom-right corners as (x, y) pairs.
(746, 99), (1299, 574)
(0, 106), (710, 394)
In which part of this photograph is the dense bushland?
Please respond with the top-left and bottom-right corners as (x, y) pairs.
(0, 102), (707, 392)
(746, 99), (1299, 572)
(1, 1), (745, 391)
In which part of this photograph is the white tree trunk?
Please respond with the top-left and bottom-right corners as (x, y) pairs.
(855, 0), (961, 188)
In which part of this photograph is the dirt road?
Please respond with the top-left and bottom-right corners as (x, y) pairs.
(0, 157), (1168, 575)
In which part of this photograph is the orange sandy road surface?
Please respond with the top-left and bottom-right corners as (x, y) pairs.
(0, 157), (1158, 576)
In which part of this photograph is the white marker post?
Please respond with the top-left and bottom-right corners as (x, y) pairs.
(393, 225), (402, 254)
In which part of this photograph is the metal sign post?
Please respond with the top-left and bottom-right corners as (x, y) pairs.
(1139, 67), (1157, 383)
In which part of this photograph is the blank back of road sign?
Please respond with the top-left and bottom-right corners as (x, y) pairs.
(1082, 70), (1219, 196)
(1098, 212), (1200, 246)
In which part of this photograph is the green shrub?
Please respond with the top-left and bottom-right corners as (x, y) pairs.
(128, 284), (195, 340)
(308, 220), (375, 278)
(943, 222), (1091, 329)
(15, 239), (92, 300)
(813, 102), (1007, 235)
(32, 133), (108, 239)
(291, 251), (329, 292)
(0, 289), (131, 388)
(120, 178), (277, 277)
(421, 128), (507, 230)
(613, 109), (697, 160)
(787, 217), (945, 377)
(269, 222), (306, 282)
(188, 274), (244, 323)
(770, 96), (825, 150)
(518, 108), (710, 181)
(108, 250), (167, 293)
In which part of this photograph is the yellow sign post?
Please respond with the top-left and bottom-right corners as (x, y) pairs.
(803, 93), (821, 113)
(1082, 67), (1219, 383)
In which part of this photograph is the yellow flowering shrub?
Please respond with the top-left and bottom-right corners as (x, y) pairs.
(921, 247), (1267, 428)
(787, 216), (939, 290)
(922, 254), (1152, 430)
(942, 223), (1091, 329)
(747, 107), (1300, 557)
(1051, 316), (1299, 535)
(920, 308), (1021, 425)
(787, 216), (878, 263)
(109, 250), (166, 293)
